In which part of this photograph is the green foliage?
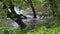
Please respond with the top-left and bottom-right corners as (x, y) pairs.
(0, 19), (60, 34)
(13, 0), (29, 9)
(27, 26), (60, 34)
(45, 19), (59, 28)
(0, 2), (8, 24)
(0, 26), (60, 34)
(0, 0), (60, 34)
(0, 27), (21, 34)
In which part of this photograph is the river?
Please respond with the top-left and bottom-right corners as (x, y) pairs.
(7, 7), (53, 28)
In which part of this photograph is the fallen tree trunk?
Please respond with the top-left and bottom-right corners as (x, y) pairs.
(7, 0), (27, 29)
(1, 0), (26, 29)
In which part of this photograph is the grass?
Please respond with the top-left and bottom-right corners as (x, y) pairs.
(0, 26), (60, 34)
(0, 19), (60, 34)
(27, 26), (60, 34)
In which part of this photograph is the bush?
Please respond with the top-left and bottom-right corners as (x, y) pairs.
(0, 27), (21, 34)
(45, 20), (59, 28)
(0, 26), (60, 34)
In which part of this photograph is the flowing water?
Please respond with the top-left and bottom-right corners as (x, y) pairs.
(7, 7), (53, 28)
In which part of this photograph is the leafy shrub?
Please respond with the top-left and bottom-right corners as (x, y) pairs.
(0, 26), (60, 34)
(0, 27), (21, 34)
(45, 20), (59, 28)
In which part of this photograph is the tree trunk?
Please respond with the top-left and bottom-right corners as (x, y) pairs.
(7, 0), (26, 29)
(0, 0), (27, 29)
(28, 0), (37, 18)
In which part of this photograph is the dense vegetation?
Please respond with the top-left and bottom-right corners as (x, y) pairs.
(0, 20), (60, 34)
(0, 19), (60, 34)
(0, 27), (60, 34)
(0, 0), (60, 34)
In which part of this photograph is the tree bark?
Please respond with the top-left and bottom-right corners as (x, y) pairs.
(28, 0), (37, 18)
(0, 0), (27, 29)
(7, 0), (27, 29)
